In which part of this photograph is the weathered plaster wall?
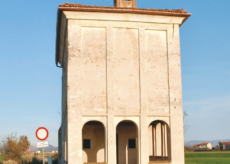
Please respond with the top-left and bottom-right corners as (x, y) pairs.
(59, 11), (186, 164)
(144, 30), (169, 114)
(113, 28), (140, 114)
(81, 27), (107, 114)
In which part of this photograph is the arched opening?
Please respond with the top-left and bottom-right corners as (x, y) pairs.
(148, 120), (171, 163)
(116, 120), (138, 164)
(82, 121), (105, 163)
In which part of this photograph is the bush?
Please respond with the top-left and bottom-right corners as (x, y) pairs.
(0, 133), (30, 163)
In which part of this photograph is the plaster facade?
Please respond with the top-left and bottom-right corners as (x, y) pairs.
(56, 1), (191, 164)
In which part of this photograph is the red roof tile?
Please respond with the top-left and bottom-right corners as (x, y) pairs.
(59, 3), (188, 14)
(200, 143), (210, 145)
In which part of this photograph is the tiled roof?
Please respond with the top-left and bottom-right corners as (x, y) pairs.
(200, 143), (210, 145)
(59, 3), (188, 14)
(220, 142), (230, 145)
(194, 143), (211, 147)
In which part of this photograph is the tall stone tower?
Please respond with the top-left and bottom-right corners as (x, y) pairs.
(56, 0), (191, 164)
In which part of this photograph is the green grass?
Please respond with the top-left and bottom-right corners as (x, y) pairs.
(185, 151), (230, 164)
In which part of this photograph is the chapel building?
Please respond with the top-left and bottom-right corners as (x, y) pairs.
(56, 0), (191, 164)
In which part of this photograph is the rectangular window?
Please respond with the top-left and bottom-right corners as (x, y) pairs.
(128, 139), (136, 149)
(83, 139), (91, 149)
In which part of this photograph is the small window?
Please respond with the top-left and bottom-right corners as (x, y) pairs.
(128, 139), (136, 149)
(83, 139), (91, 149)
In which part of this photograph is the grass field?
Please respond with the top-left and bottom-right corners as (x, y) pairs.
(185, 151), (230, 164)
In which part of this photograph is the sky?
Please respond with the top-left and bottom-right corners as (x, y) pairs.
(0, 0), (229, 147)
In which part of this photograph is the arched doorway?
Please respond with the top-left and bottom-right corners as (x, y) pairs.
(148, 120), (171, 163)
(82, 121), (105, 163)
(116, 120), (138, 164)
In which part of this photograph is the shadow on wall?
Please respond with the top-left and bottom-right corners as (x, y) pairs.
(82, 121), (105, 163)
(116, 120), (138, 164)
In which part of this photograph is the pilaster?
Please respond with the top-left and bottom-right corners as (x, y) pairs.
(106, 26), (116, 164)
(168, 24), (184, 164)
(67, 21), (83, 164)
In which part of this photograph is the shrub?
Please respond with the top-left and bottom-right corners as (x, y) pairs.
(0, 133), (30, 163)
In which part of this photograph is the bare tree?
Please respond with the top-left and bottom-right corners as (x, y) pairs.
(0, 133), (30, 163)
(183, 111), (190, 134)
(184, 145), (194, 152)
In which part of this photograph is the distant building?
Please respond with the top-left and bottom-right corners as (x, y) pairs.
(35, 150), (41, 153)
(26, 150), (33, 154)
(44, 150), (58, 154)
(193, 143), (212, 150)
(219, 142), (230, 150)
(200, 143), (212, 149)
(193, 144), (200, 149)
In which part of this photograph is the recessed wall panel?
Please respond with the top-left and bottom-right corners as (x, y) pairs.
(113, 28), (140, 114)
(81, 27), (106, 113)
(145, 30), (169, 113)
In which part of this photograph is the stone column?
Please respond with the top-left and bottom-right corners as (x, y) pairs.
(155, 123), (162, 157)
(163, 123), (168, 157)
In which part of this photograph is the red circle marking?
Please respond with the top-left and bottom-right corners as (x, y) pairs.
(36, 127), (49, 141)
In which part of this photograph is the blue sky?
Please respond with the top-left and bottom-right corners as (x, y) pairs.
(0, 0), (229, 146)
